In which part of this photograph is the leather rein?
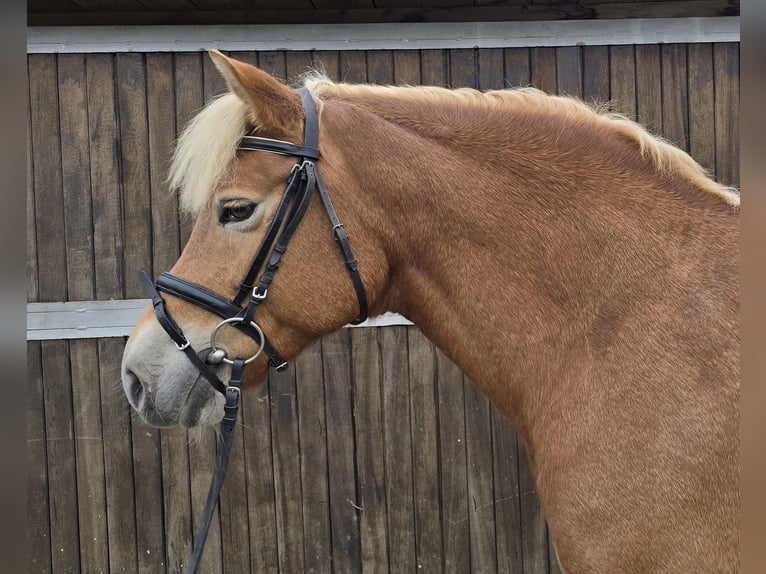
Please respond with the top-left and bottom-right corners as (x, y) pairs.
(137, 88), (368, 573)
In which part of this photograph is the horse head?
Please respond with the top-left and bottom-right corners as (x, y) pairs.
(121, 51), (384, 428)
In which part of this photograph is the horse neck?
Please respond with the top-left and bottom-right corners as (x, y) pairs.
(322, 96), (737, 439)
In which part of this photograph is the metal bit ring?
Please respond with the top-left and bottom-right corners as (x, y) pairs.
(208, 317), (265, 365)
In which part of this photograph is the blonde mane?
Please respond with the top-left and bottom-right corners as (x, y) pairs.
(169, 77), (740, 214)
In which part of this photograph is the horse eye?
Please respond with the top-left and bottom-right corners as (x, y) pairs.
(219, 201), (257, 224)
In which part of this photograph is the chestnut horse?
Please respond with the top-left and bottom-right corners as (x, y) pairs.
(122, 50), (739, 572)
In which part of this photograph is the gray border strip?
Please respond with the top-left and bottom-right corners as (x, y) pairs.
(27, 17), (739, 53)
(26, 300), (412, 340)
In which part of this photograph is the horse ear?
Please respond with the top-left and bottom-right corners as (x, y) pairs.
(208, 49), (303, 137)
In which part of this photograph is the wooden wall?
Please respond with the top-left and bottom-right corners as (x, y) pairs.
(27, 44), (740, 573)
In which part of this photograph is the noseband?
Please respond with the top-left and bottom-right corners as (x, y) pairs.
(136, 88), (368, 573)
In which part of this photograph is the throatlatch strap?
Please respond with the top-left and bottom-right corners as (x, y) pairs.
(184, 358), (245, 574)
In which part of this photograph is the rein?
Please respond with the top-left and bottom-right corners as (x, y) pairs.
(137, 88), (368, 573)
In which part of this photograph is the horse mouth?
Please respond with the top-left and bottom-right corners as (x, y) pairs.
(123, 367), (225, 428)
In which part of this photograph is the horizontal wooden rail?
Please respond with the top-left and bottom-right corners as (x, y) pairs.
(26, 300), (412, 341)
(27, 17), (740, 54)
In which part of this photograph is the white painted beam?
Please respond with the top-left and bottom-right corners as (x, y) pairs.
(27, 17), (739, 54)
(26, 300), (412, 341)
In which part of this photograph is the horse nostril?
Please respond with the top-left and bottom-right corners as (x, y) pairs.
(124, 370), (146, 409)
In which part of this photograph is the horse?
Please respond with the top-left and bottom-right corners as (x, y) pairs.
(121, 50), (740, 573)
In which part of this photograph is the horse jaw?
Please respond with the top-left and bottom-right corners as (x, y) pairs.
(121, 309), (225, 428)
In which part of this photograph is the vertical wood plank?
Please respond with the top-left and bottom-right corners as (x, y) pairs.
(321, 329), (362, 573)
(70, 339), (109, 573)
(393, 50), (421, 85)
(492, 407), (523, 574)
(27, 340), (52, 574)
(714, 43), (740, 187)
(661, 44), (690, 152)
(556, 46), (582, 97)
(312, 51), (340, 81)
(173, 52), (204, 247)
(41, 339), (81, 573)
(295, 340), (332, 574)
(98, 337), (138, 573)
(449, 48), (477, 89)
(421, 50), (448, 87)
(609, 45), (637, 119)
(26, 74), (38, 303)
(478, 48), (504, 91)
(367, 50), (394, 86)
(380, 327), (417, 572)
(351, 328), (389, 571)
(115, 53), (151, 299)
(530, 47), (557, 93)
(241, 375), (279, 573)
(58, 53), (95, 302)
(582, 46), (609, 106)
(519, 439), (547, 574)
(87, 54), (125, 301)
(436, 350), (469, 574)
(269, 360), (307, 573)
(687, 43), (716, 176)
(29, 54), (67, 304)
(147, 52), (181, 274)
(406, 329), (443, 572)
(285, 50), (314, 85)
(504, 47), (530, 88)
(635, 44), (663, 136)
(340, 51), (367, 83)
(203, 48), (228, 102)
(463, 376), (497, 574)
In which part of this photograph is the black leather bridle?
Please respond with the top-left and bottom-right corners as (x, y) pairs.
(136, 88), (368, 573)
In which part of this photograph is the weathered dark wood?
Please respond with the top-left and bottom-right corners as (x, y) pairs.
(491, 407), (523, 574)
(173, 52), (204, 247)
(393, 49), (421, 85)
(610, 45), (637, 119)
(116, 53), (152, 299)
(582, 45), (609, 106)
(321, 329), (363, 573)
(28, 2), (739, 26)
(688, 43), (716, 176)
(464, 375), (498, 573)
(367, 49), (394, 86)
(406, 329), (443, 571)
(58, 53), (95, 301)
(41, 340), (81, 573)
(478, 47), (504, 91)
(26, 82), (38, 304)
(70, 339), (109, 572)
(294, 339), (332, 574)
(285, 49), (314, 86)
(420, 49), (448, 87)
(435, 348), (470, 573)
(87, 53), (125, 300)
(240, 375), (280, 573)
(661, 43), (690, 152)
(518, 438), (548, 574)
(29, 54), (66, 304)
(351, 328), (389, 570)
(269, 360), (307, 573)
(635, 44), (663, 136)
(147, 52), (181, 274)
(98, 337), (139, 573)
(556, 46), (582, 97)
(713, 42), (739, 187)
(530, 47), (557, 94)
(449, 48), (477, 89)
(504, 47), (531, 88)
(381, 327), (418, 572)
(27, 340), (51, 574)
(340, 51), (367, 83)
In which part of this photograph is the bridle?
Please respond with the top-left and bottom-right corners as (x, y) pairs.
(136, 88), (368, 573)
